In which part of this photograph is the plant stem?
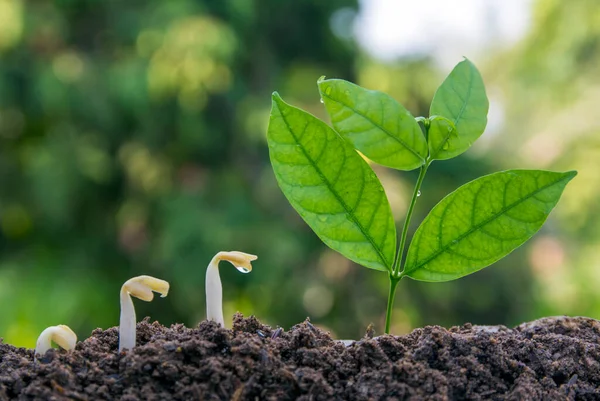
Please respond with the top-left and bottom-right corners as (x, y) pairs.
(393, 162), (430, 275)
(384, 275), (400, 334)
(385, 161), (430, 333)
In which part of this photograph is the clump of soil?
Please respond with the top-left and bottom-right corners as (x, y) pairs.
(1, 315), (599, 400)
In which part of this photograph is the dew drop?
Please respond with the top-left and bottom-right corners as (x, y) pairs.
(417, 190), (421, 197)
(236, 266), (251, 274)
(320, 98), (324, 104)
(442, 142), (450, 151)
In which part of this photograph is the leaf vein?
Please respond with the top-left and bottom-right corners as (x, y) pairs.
(364, 190), (382, 232)
(451, 66), (473, 126)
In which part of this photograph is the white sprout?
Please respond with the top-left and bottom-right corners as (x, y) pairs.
(119, 275), (169, 352)
(35, 325), (77, 357)
(206, 251), (257, 326)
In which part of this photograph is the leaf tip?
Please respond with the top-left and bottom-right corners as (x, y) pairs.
(271, 92), (286, 110)
(565, 170), (578, 180)
(458, 56), (477, 69)
(316, 76), (330, 96)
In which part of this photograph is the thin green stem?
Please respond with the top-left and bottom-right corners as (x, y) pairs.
(384, 163), (429, 333)
(384, 275), (400, 334)
(385, 117), (433, 334)
(393, 162), (430, 275)
(386, 120), (431, 333)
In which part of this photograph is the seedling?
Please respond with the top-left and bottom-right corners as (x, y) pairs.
(266, 58), (576, 334)
(206, 251), (257, 326)
(119, 275), (169, 351)
(35, 325), (77, 357)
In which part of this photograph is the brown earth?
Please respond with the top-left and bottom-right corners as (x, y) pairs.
(1, 315), (599, 400)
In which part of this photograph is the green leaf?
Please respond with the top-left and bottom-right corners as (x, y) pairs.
(429, 59), (489, 160)
(267, 92), (396, 272)
(318, 78), (427, 171)
(403, 170), (576, 281)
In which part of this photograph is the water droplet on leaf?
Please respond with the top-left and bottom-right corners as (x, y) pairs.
(442, 142), (450, 151)
(236, 267), (251, 274)
(417, 190), (421, 197)
(320, 98), (324, 104)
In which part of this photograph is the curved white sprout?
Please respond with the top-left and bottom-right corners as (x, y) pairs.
(119, 275), (169, 352)
(35, 325), (77, 357)
(206, 251), (257, 326)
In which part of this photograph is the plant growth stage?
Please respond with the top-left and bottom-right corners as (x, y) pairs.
(266, 59), (576, 333)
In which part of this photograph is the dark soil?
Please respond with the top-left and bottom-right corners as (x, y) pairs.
(1, 315), (599, 400)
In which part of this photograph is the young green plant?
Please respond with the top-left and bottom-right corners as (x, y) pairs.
(266, 58), (576, 334)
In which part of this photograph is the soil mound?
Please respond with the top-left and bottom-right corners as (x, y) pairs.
(1, 315), (599, 400)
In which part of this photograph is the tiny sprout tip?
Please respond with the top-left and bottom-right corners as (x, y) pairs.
(119, 275), (170, 352)
(206, 251), (257, 326)
(35, 325), (77, 357)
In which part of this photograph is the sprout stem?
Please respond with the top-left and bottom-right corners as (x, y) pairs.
(393, 162), (430, 275)
(119, 275), (169, 352)
(384, 276), (400, 334)
(386, 159), (430, 334)
(206, 251), (257, 326)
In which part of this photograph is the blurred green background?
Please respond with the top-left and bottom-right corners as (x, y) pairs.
(0, 0), (598, 347)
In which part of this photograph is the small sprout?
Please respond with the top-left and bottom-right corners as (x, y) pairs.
(119, 275), (169, 352)
(205, 251), (257, 326)
(35, 325), (77, 357)
(271, 327), (283, 340)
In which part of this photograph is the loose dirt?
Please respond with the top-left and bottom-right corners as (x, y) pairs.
(1, 315), (599, 400)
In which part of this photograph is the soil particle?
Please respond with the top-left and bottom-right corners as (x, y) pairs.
(1, 315), (599, 400)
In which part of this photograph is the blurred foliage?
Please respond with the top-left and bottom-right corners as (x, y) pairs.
(0, 0), (598, 347)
